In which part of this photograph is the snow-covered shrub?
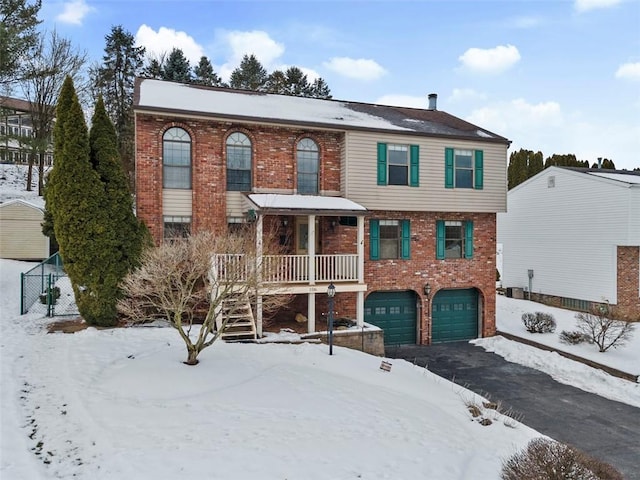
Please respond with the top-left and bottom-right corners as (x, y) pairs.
(501, 438), (622, 480)
(521, 312), (556, 333)
(559, 330), (591, 345)
(575, 303), (635, 352)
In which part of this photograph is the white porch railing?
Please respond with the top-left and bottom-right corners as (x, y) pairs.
(212, 254), (359, 284)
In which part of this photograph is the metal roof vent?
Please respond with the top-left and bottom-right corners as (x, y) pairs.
(428, 93), (437, 110)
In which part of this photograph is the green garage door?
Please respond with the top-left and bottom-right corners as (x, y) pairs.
(432, 288), (478, 343)
(365, 291), (417, 345)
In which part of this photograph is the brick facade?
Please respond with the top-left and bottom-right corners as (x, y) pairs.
(135, 112), (498, 344)
(617, 246), (640, 321)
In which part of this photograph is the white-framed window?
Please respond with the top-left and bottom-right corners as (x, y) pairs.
(296, 137), (319, 194)
(163, 215), (191, 240)
(454, 150), (473, 188)
(379, 220), (401, 259)
(162, 127), (191, 189)
(388, 144), (409, 185)
(226, 132), (252, 191)
(444, 221), (464, 259)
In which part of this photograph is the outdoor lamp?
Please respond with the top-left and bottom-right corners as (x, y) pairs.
(327, 282), (336, 355)
(424, 283), (431, 298)
(327, 282), (336, 298)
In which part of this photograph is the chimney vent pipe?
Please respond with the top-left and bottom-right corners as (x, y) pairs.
(428, 93), (437, 110)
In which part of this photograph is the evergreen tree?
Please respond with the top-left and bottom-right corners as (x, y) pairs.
(193, 56), (222, 86)
(283, 66), (311, 96)
(48, 77), (113, 326)
(309, 77), (332, 99)
(91, 25), (145, 189)
(85, 96), (149, 324)
(527, 151), (544, 179)
(0, 0), (42, 83)
(265, 69), (287, 94)
(141, 56), (164, 79)
(229, 54), (267, 91)
(162, 48), (191, 82)
(507, 149), (530, 189)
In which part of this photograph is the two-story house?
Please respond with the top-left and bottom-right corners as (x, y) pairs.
(0, 96), (53, 166)
(133, 78), (509, 347)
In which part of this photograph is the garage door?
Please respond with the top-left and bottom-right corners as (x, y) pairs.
(365, 291), (417, 345)
(432, 288), (478, 343)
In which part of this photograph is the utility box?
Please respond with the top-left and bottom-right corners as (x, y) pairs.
(511, 287), (524, 299)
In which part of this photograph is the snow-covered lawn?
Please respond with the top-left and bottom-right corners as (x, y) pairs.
(1, 259), (540, 480)
(473, 295), (640, 408)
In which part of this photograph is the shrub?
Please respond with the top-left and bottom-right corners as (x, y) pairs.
(559, 330), (592, 345)
(522, 311), (557, 333)
(501, 438), (622, 480)
(575, 302), (635, 352)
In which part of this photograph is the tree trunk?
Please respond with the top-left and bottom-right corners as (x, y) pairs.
(184, 347), (200, 365)
(26, 160), (33, 191)
(38, 152), (45, 196)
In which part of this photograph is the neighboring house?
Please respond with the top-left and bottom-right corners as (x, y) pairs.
(498, 166), (640, 321)
(0, 96), (53, 166)
(0, 198), (50, 260)
(133, 79), (510, 346)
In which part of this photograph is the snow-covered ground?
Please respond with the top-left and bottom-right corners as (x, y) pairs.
(0, 163), (45, 206)
(1, 260), (542, 480)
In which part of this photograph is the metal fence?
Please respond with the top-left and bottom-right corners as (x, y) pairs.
(20, 252), (78, 317)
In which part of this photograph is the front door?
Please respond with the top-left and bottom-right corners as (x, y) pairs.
(296, 217), (320, 255)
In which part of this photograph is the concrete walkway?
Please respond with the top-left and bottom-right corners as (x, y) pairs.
(387, 342), (640, 479)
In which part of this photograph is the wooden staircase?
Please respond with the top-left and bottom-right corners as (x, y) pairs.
(216, 294), (257, 341)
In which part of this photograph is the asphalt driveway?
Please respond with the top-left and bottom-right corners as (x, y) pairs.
(386, 342), (640, 479)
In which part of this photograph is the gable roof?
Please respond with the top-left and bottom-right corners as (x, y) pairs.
(0, 198), (45, 212)
(133, 78), (510, 145)
(510, 166), (640, 193)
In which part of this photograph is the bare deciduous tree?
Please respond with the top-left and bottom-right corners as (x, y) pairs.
(575, 302), (635, 352)
(117, 228), (291, 365)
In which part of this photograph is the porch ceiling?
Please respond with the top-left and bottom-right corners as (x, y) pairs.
(245, 194), (368, 216)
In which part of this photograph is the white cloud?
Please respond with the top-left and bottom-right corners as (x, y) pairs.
(135, 25), (205, 65)
(323, 57), (387, 81)
(458, 45), (521, 74)
(55, 0), (93, 25)
(615, 62), (640, 81)
(575, 0), (622, 12)
(215, 30), (285, 80)
(448, 88), (487, 103)
(375, 95), (426, 108)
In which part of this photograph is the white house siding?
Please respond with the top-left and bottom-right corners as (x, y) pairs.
(342, 131), (507, 213)
(162, 189), (192, 216)
(0, 201), (49, 260)
(497, 168), (640, 305)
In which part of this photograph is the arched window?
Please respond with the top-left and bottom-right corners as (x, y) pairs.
(226, 132), (252, 191)
(162, 127), (191, 189)
(297, 138), (319, 194)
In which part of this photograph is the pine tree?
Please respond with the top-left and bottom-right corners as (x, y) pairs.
(85, 96), (149, 324)
(162, 48), (191, 82)
(0, 0), (42, 83)
(507, 149), (530, 189)
(229, 54), (267, 91)
(284, 66), (311, 96)
(91, 25), (145, 189)
(309, 77), (332, 99)
(193, 56), (222, 86)
(527, 151), (544, 178)
(265, 69), (287, 94)
(48, 77), (114, 326)
(141, 56), (164, 79)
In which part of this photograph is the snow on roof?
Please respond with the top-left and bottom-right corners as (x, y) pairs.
(587, 171), (640, 184)
(0, 198), (45, 211)
(137, 79), (409, 132)
(247, 194), (366, 213)
(135, 79), (509, 143)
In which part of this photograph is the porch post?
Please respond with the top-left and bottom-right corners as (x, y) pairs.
(356, 291), (364, 328)
(308, 292), (316, 333)
(357, 215), (365, 284)
(256, 214), (263, 336)
(308, 214), (316, 285)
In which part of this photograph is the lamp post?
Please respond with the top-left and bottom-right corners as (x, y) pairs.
(327, 282), (336, 355)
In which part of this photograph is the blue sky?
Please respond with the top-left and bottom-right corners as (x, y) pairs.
(40, 0), (640, 170)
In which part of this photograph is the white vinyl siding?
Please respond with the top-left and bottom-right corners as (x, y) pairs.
(497, 168), (640, 304)
(162, 189), (192, 216)
(0, 201), (49, 260)
(343, 131), (507, 213)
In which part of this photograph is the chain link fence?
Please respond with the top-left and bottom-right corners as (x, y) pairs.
(20, 252), (78, 317)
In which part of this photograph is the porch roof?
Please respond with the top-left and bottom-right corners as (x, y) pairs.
(246, 194), (368, 216)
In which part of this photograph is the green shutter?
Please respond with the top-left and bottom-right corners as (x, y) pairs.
(445, 148), (454, 188)
(474, 150), (484, 190)
(370, 219), (380, 260)
(465, 221), (474, 259)
(377, 143), (387, 185)
(436, 220), (445, 260)
(410, 145), (419, 187)
(401, 219), (411, 259)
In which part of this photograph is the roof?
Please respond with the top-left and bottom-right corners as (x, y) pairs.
(0, 198), (45, 211)
(134, 78), (509, 145)
(586, 171), (640, 185)
(510, 166), (640, 193)
(0, 96), (33, 113)
(246, 194), (367, 216)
